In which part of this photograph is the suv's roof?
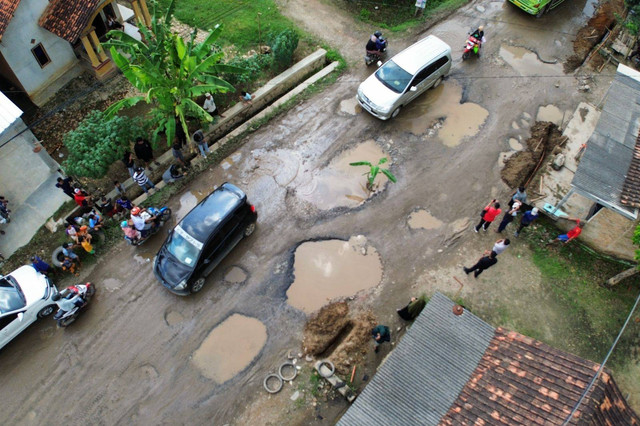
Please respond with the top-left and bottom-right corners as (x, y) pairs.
(179, 183), (246, 241)
(392, 35), (451, 75)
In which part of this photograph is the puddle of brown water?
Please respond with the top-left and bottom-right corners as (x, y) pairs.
(397, 81), (488, 146)
(192, 314), (267, 383)
(499, 45), (563, 76)
(286, 236), (383, 314)
(408, 210), (443, 230)
(296, 140), (389, 209)
(224, 266), (247, 283)
(536, 105), (563, 126)
(339, 97), (362, 115)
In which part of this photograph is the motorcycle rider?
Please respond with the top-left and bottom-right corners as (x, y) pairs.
(469, 25), (486, 53)
(121, 219), (142, 244)
(130, 206), (157, 237)
(366, 31), (386, 54)
(52, 291), (85, 314)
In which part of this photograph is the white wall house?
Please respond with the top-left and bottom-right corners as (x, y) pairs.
(0, 0), (151, 106)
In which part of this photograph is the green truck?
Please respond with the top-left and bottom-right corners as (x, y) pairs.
(507, 0), (566, 17)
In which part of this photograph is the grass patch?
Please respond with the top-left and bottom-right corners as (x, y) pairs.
(522, 219), (640, 367)
(339, 0), (471, 32)
(158, 0), (297, 52)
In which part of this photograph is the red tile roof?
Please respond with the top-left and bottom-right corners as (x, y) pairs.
(39, 0), (101, 43)
(621, 130), (640, 208)
(0, 0), (21, 41)
(441, 328), (639, 425)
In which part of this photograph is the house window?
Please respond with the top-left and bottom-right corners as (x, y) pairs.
(31, 43), (51, 68)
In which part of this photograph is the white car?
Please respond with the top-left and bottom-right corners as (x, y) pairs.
(0, 266), (58, 350)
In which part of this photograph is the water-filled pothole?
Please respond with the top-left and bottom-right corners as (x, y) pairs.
(408, 210), (443, 230)
(339, 97), (362, 115)
(165, 310), (184, 326)
(397, 81), (488, 146)
(224, 266), (247, 283)
(536, 104), (564, 126)
(286, 236), (383, 314)
(499, 45), (563, 76)
(192, 314), (267, 383)
(296, 140), (390, 210)
(508, 138), (523, 151)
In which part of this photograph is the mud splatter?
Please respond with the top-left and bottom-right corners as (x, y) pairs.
(287, 236), (383, 313)
(192, 314), (267, 383)
(408, 210), (444, 230)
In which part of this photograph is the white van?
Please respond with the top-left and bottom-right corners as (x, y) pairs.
(357, 35), (452, 120)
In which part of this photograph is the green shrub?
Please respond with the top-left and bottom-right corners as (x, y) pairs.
(269, 29), (299, 71)
(62, 110), (147, 178)
(359, 8), (370, 21)
(625, 0), (640, 35)
(223, 53), (273, 86)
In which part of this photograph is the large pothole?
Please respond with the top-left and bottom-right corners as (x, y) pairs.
(286, 236), (383, 314)
(191, 314), (267, 383)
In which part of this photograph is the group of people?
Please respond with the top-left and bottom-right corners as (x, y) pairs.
(464, 187), (584, 278)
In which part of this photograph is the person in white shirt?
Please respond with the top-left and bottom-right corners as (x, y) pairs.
(203, 93), (225, 118)
(492, 238), (510, 255)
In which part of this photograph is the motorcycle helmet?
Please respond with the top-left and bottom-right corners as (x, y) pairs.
(120, 220), (128, 228)
(374, 31), (382, 38)
(52, 293), (61, 301)
(131, 207), (141, 216)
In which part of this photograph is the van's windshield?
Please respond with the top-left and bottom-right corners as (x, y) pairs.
(375, 61), (412, 93)
(166, 226), (202, 267)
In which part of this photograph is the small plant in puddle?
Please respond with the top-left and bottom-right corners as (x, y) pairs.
(350, 157), (397, 191)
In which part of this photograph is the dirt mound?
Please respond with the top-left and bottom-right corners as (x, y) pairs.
(302, 302), (377, 376)
(501, 122), (565, 188)
(565, 0), (625, 72)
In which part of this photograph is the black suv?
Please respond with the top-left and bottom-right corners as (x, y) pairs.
(153, 183), (257, 295)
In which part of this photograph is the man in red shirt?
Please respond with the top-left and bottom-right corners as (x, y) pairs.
(549, 217), (583, 245)
(475, 199), (502, 232)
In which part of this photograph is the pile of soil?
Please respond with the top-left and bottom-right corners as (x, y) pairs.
(302, 302), (377, 376)
(501, 121), (565, 189)
(565, 0), (625, 72)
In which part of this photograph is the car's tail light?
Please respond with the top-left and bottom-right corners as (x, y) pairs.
(250, 204), (256, 213)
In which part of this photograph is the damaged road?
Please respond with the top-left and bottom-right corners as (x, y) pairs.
(0, 0), (622, 424)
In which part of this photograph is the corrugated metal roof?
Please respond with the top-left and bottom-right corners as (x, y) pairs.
(572, 64), (639, 219)
(337, 292), (495, 426)
(0, 90), (22, 134)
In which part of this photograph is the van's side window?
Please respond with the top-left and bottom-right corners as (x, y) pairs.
(411, 56), (450, 87)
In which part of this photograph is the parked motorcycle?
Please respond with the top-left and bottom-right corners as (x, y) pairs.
(125, 206), (172, 246)
(462, 35), (482, 60)
(53, 282), (95, 327)
(365, 36), (388, 66)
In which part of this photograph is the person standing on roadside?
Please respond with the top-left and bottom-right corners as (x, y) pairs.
(56, 176), (75, 199)
(134, 137), (160, 171)
(172, 143), (189, 168)
(192, 129), (209, 158)
(496, 200), (521, 233)
(371, 325), (391, 353)
(509, 186), (528, 207)
(463, 250), (498, 278)
(475, 199), (501, 232)
(133, 167), (155, 194)
(514, 207), (539, 237)
(203, 93), (225, 120)
(122, 151), (136, 177)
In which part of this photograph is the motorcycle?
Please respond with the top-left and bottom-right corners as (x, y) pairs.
(365, 38), (388, 66)
(462, 35), (481, 60)
(53, 282), (95, 327)
(125, 206), (172, 246)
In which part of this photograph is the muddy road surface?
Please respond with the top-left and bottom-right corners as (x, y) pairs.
(1, 0), (612, 424)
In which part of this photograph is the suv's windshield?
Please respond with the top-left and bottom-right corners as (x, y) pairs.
(375, 60), (412, 93)
(0, 277), (26, 314)
(166, 226), (203, 267)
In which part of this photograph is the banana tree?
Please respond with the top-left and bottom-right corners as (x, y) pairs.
(349, 157), (397, 191)
(103, 0), (243, 150)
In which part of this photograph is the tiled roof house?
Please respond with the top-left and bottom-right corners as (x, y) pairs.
(0, 0), (150, 106)
(338, 292), (639, 426)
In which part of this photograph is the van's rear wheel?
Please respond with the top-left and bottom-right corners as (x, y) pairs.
(37, 305), (56, 318)
(432, 77), (443, 88)
(391, 106), (402, 118)
(536, 3), (550, 17)
(243, 222), (256, 237)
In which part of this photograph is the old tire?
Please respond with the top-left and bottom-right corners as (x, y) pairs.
(278, 362), (298, 381)
(318, 360), (335, 378)
(37, 305), (56, 318)
(243, 222), (256, 237)
(263, 374), (283, 394)
(51, 246), (65, 268)
(391, 106), (402, 119)
(190, 277), (205, 294)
